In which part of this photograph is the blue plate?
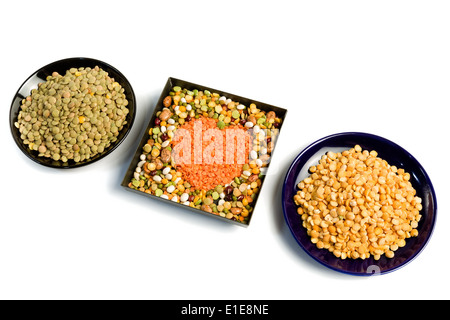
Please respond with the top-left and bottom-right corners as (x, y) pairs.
(282, 132), (437, 276)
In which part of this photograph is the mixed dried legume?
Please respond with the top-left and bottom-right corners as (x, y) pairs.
(293, 145), (422, 260)
(128, 86), (282, 223)
(14, 66), (129, 163)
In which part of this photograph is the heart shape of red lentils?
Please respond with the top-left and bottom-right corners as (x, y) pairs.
(171, 117), (250, 191)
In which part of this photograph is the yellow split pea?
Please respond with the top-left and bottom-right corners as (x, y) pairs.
(293, 145), (422, 260)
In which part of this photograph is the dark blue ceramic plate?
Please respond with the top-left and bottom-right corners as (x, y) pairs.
(282, 132), (437, 276)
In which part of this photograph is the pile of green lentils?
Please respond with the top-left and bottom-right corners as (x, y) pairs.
(15, 66), (129, 163)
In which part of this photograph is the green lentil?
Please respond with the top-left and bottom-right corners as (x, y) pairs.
(132, 179), (140, 187)
(143, 144), (152, 153)
(215, 105), (223, 113)
(203, 197), (213, 206)
(257, 116), (266, 125)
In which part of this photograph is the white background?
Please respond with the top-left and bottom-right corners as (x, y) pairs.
(1, 0), (449, 300)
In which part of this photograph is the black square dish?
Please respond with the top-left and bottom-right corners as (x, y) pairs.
(121, 77), (287, 226)
(10, 57), (136, 168)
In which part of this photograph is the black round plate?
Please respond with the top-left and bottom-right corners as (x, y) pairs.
(9, 57), (136, 169)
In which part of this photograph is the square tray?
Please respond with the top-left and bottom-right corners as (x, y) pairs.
(121, 77), (288, 226)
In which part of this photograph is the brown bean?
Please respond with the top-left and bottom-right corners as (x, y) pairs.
(163, 96), (172, 108)
(248, 174), (259, 183)
(160, 148), (171, 163)
(143, 162), (151, 173)
(201, 204), (212, 213)
(155, 158), (164, 170)
(247, 115), (257, 125)
(266, 111), (276, 122)
(230, 207), (242, 214)
(159, 109), (172, 121)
